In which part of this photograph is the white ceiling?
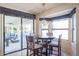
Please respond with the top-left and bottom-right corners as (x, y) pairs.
(41, 8), (73, 18)
(0, 3), (60, 15)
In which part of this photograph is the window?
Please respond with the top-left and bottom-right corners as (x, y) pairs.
(52, 30), (68, 39)
(5, 15), (21, 54)
(41, 18), (69, 40)
(53, 19), (69, 28)
(42, 30), (48, 37)
(52, 18), (69, 40)
(22, 18), (33, 48)
(41, 20), (49, 37)
(41, 20), (49, 29)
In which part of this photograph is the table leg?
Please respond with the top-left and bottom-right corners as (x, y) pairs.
(46, 41), (48, 56)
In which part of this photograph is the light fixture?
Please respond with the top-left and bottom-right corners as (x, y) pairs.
(42, 20), (46, 26)
(42, 3), (46, 11)
(42, 3), (46, 6)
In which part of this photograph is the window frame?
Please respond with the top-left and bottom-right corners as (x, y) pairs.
(41, 29), (48, 37)
(52, 18), (69, 40)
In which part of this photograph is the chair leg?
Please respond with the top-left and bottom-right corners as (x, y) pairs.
(40, 48), (42, 56)
(52, 47), (53, 54)
(33, 50), (35, 56)
(49, 46), (50, 55)
(58, 48), (61, 56)
(51, 46), (52, 54)
(37, 49), (38, 56)
(58, 48), (60, 56)
(49, 46), (52, 55)
(27, 49), (28, 56)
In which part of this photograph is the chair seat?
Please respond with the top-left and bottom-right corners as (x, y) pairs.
(28, 51), (33, 56)
(49, 43), (58, 47)
(49, 38), (58, 46)
(51, 51), (58, 56)
(49, 41), (58, 47)
(34, 44), (42, 49)
(29, 44), (42, 50)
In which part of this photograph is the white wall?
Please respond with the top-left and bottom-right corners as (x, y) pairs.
(76, 6), (79, 56)
(0, 14), (3, 56)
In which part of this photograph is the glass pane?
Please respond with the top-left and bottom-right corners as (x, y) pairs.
(42, 30), (48, 37)
(5, 15), (21, 54)
(52, 18), (69, 28)
(52, 30), (68, 40)
(22, 18), (33, 48)
(41, 20), (49, 29)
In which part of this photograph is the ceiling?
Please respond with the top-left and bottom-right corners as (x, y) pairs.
(0, 3), (61, 15)
(41, 8), (73, 18)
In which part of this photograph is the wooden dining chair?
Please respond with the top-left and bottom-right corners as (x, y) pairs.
(26, 36), (42, 56)
(49, 35), (62, 56)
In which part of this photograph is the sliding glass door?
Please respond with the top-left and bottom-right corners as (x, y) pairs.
(22, 18), (33, 48)
(4, 15), (34, 54)
(5, 15), (21, 54)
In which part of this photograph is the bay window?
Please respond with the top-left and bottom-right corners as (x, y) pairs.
(52, 18), (69, 40)
(41, 18), (69, 40)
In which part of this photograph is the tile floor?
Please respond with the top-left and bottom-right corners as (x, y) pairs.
(5, 49), (69, 56)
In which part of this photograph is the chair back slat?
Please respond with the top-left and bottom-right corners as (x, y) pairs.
(26, 36), (34, 56)
(58, 34), (62, 56)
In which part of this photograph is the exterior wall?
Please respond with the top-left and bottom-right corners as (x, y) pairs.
(0, 14), (3, 56)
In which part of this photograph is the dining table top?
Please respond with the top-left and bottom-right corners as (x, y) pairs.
(37, 36), (55, 40)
